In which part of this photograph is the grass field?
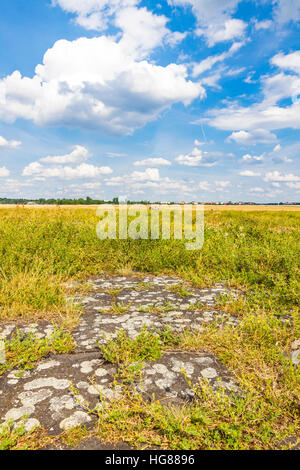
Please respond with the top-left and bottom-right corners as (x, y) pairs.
(0, 206), (299, 449)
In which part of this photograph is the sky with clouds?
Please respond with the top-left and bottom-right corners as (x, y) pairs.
(0, 0), (299, 202)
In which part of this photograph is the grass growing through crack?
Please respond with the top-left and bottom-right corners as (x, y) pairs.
(99, 326), (180, 383)
(0, 327), (75, 375)
(100, 327), (162, 366)
(0, 420), (54, 450)
(167, 284), (193, 297)
(95, 313), (299, 450)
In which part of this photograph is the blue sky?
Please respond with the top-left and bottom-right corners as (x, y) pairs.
(0, 0), (299, 202)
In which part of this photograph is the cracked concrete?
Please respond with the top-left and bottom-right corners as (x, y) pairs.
(0, 274), (240, 437)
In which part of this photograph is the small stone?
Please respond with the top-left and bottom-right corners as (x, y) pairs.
(37, 360), (60, 371)
(19, 389), (53, 406)
(95, 368), (108, 377)
(24, 418), (40, 432)
(201, 367), (218, 379)
(59, 411), (91, 430)
(24, 377), (69, 390)
(291, 349), (300, 366)
(291, 340), (300, 350)
(5, 406), (35, 422)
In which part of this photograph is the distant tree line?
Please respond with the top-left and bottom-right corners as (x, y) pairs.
(0, 197), (151, 205)
(0, 197), (298, 206)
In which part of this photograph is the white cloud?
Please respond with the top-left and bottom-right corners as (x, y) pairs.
(271, 51), (300, 75)
(168, 0), (246, 46)
(165, 31), (188, 47)
(194, 139), (205, 146)
(215, 180), (231, 189)
(175, 146), (217, 167)
(22, 162), (112, 179)
(273, 0), (300, 25)
(286, 182), (300, 189)
(254, 19), (273, 31)
(241, 153), (264, 162)
(53, 2), (186, 57)
(131, 168), (160, 181)
(205, 51), (300, 132)
(0, 135), (21, 149)
(264, 171), (300, 182)
(134, 158), (171, 166)
(192, 41), (244, 77)
(52, 0), (139, 30)
(106, 152), (127, 158)
(249, 187), (264, 193)
(40, 145), (90, 164)
(0, 166), (10, 177)
(0, 37), (204, 135)
(239, 170), (261, 176)
(198, 181), (211, 191)
(116, 7), (168, 58)
(106, 167), (160, 186)
(227, 129), (277, 145)
(198, 19), (246, 47)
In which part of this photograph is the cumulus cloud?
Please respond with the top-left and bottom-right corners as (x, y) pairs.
(198, 181), (211, 191)
(168, 0), (246, 46)
(0, 166), (10, 177)
(0, 37), (204, 135)
(192, 41), (244, 77)
(240, 153), (264, 163)
(53, 1), (186, 57)
(271, 51), (300, 75)
(205, 51), (300, 132)
(227, 129), (278, 145)
(264, 171), (300, 182)
(133, 158), (171, 166)
(40, 145), (90, 164)
(116, 7), (184, 59)
(273, 0), (300, 24)
(215, 180), (231, 189)
(249, 187), (264, 193)
(286, 182), (300, 189)
(239, 170), (261, 176)
(253, 19), (273, 31)
(105, 169), (194, 195)
(0, 135), (21, 149)
(52, 0), (139, 30)
(106, 167), (160, 186)
(22, 161), (112, 179)
(175, 146), (218, 167)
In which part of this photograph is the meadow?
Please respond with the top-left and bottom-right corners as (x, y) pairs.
(0, 206), (299, 449)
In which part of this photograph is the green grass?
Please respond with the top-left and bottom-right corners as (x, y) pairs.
(0, 327), (75, 376)
(0, 206), (299, 449)
(0, 207), (298, 320)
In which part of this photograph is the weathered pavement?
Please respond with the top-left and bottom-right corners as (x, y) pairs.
(0, 274), (241, 441)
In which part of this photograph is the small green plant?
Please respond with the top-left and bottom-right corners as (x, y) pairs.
(60, 426), (89, 447)
(0, 420), (27, 450)
(0, 327), (75, 375)
(154, 326), (181, 348)
(0, 420), (53, 450)
(138, 301), (176, 315)
(135, 282), (155, 291)
(168, 284), (194, 297)
(100, 326), (162, 365)
(110, 301), (131, 314)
